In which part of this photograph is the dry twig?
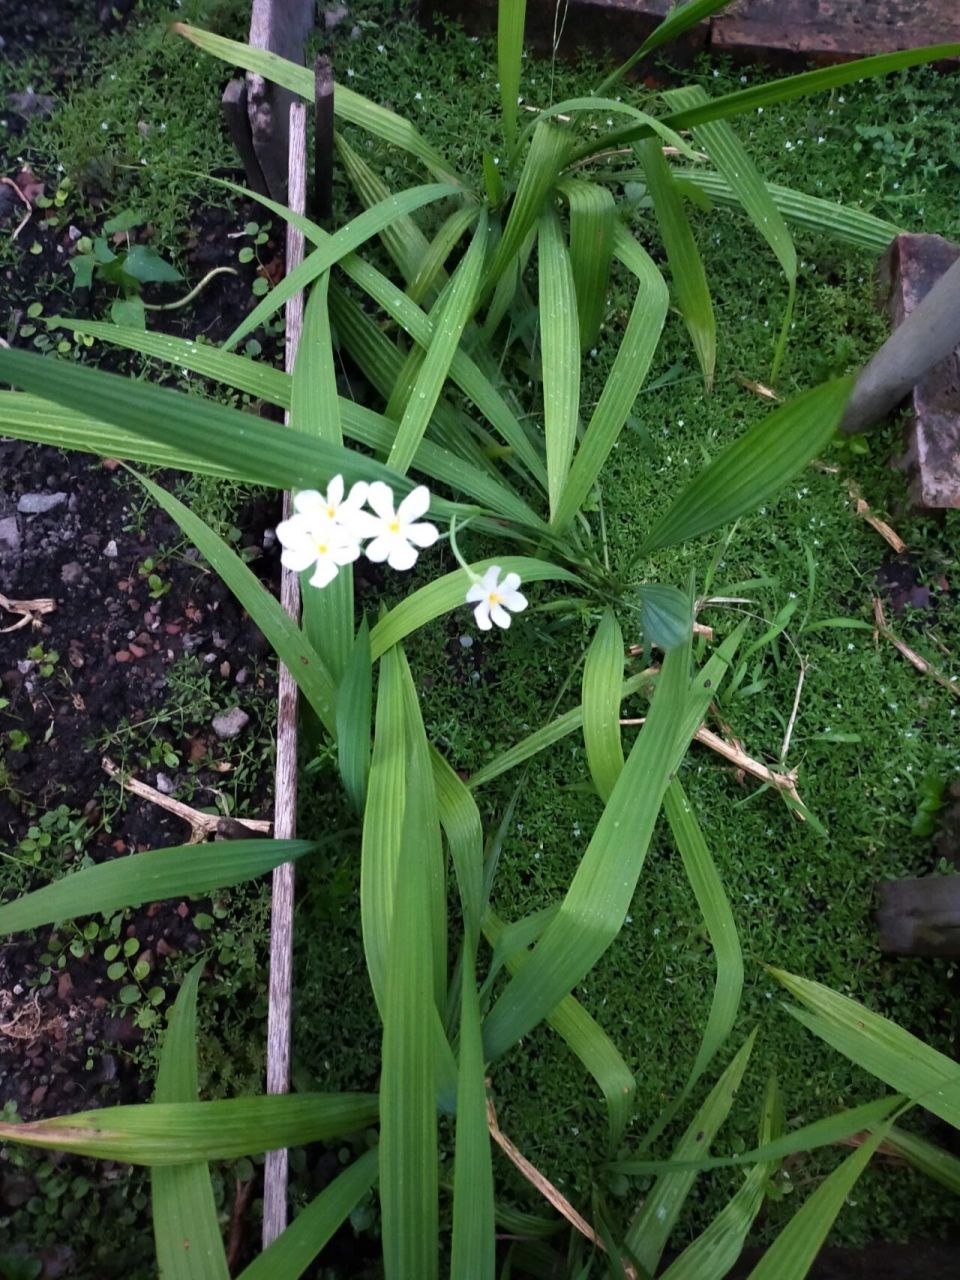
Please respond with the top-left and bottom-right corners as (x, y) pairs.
(1, 177), (32, 241)
(872, 597), (960, 699)
(847, 481), (906, 553)
(0, 592), (56, 633)
(101, 757), (272, 843)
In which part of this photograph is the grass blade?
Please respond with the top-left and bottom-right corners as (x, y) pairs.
(552, 224), (668, 529)
(498, 0), (527, 153)
(660, 1073), (782, 1280)
(409, 204), (481, 306)
(746, 1123), (892, 1280)
(152, 963), (229, 1280)
(482, 633), (692, 1061)
(369, 557), (579, 660)
(294, 276), (354, 686)
(649, 779), (742, 1142)
(0, 1094), (379, 1165)
(581, 608), (626, 802)
(641, 377), (853, 553)
(223, 183), (459, 353)
(136, 473), (338, 734)
(237, 1148), (379, 1280)
(595, 0), (735, 95)
(171, 23), (460, 183)
(625, 1031), (757, 1272)
(673, 169), (903, 252)
(538, 209), (581, 520)
(884, 1126), (960, 1195)
(638, 137), (716, 391)
(0, 841), (315, 937)
(451, 945), (495, 1279)
(771, 967), (960, 1128)
(337, 618), (373, 813)
(560, 179), (616, 352)
(432, 749), (484, 944)
(387, 212), (488, 475)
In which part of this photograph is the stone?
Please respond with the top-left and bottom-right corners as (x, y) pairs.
(155, 772), (175, 795)
(103, 538), (118, 558)
(17, 491), (67, 514)
(0, 515), (20, 557)
(60, 561), (83, 585)
(212, 706), (250, 739)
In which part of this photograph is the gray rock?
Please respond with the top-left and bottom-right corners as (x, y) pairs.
(212, 706), (250, 740)
(103, 538), (118, 558)
(60, 561), (84, 585)
(155, 772), (175, 795)
(0, 515), (19, 557)
(17, 492), (67, 515)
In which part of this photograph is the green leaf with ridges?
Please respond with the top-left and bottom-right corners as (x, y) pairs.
(639, 137), (716, 391)
(482, 633), (691, 1061)
(337, 618), (373, 813)
(369, 558), (579, 660)
(0, 1094), (379, 1164)
(152, 963), (229, 1280)
(581, 608), (625, 802)
(409, 204), (481, 306)
(595, 0), (736, 95)
(451, 945), (495, 1279)
(498, 0), (527, 151)
(237, 1149), (379, 1280)
(0, 840), (316, 937)
(171, 23), (461, 183)
(387, 212), (488, 475)
(642, 376), (853, 553)
(538, 209), (581, 520)
(625, 1032), (757, 1272)
(560, 179), (616, 352)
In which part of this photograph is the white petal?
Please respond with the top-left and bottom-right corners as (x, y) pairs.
(340, 508), (381, 539)
(344, 480), (369, 510)
(326, 474), (345, 508)
(474, 601), (493, 630)
(331, 540), (361, 566)
(309, 559), (339, 588)
(364, 533), (393, 563)
(465, 582), (486, 604)
(490, 602), (512, 629)
(276, 513), (313, 545)
(502, 590), (527, 613)
(366, 480), (396, 521)
(387, 539), (418, 572)
(405, 519), (439, 548)
(480, 564), (502, 591)
(397, 484), (430, 523)
(293, 490), (324, 516)
(280, 544), (318, 573)
(501, 572), (522, 595)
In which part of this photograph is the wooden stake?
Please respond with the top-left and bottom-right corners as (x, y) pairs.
(262, 101), (307, 1250)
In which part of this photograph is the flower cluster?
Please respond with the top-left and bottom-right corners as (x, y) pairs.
(276, 476), (439, 587)
(465, 565), (527, 631)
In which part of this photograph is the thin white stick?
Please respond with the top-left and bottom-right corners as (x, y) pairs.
(262, 100), (307, 1250)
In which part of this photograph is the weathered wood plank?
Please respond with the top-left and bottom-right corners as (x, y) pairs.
(247, 0), (314, 201)
(877, 875), (960, 956)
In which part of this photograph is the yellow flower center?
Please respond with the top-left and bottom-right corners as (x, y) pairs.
(315, 541), (329, 556)
(326, 505), (336, 519)
(388, 519), (401, 534)
(488, 591), (501, 605)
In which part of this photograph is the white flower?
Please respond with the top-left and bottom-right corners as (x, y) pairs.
(466, 565), (527, 631)
(274, 475), (368, 589)
(350, 481), (439, 572)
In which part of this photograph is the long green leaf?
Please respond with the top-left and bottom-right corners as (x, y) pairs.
(552, 224), (668, 529)
(595, 0), (735, 95)
(625, 1031), (757, 1271)
(641, 377), (853, 553)
(151, 965), (229, 1280)
(673, 169), (903, 252)
(884, 1126), (960, 1195)
(560, 179), (615, 352)
(482, 633), (691, 1061)
(0, 1094), (379, 1164)
(380, 647), (444, 1280)
(746, 1123), (893, 1280)
(369, 557), (578, 660)
(660, 1073), (782, 1280)
(0, 840), (315, 937)
(639, 136), (716, 391)
(293, 276), (354, 687)
(771, 968), (960, 1129)
(432, 749), (485, 944)
(609, 1095), (903, 1176)
(483, 909), (637, 1149)
(498, 0), (527, 152)
(388, 212), (488, 474)
(409, 204), (482, 306)
(171, 23), (460, 183)
(660, 777), (743, 1117)
(237, 1148), (379, 1280)
(451, 944), (495, 1279)
(224, 183), (459, 353)
(337, 618), (373, 813)
(538, 209), (581, 520)
(574, 43), (960, 163)
(136, 473), (338, 734)
(581, 608), (626, 802)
